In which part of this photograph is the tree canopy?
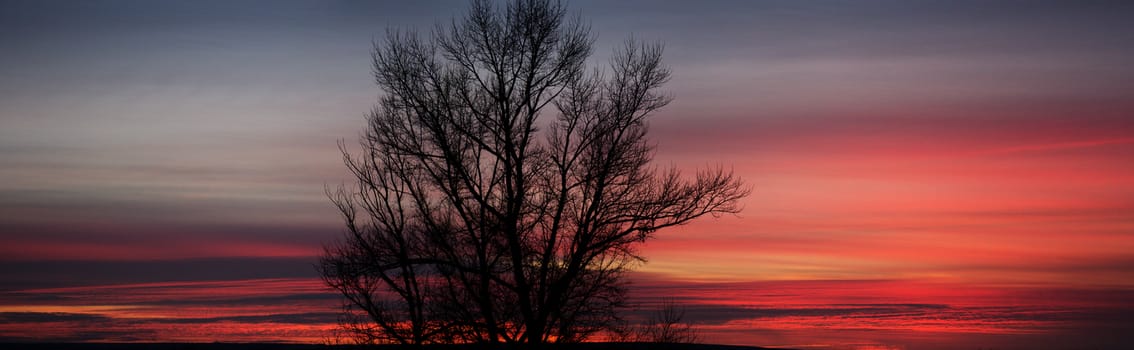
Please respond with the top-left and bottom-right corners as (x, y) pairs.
(319, 0), (748, 345)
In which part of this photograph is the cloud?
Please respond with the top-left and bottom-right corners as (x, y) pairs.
(0, 277), (339, 342)
(626, 275), (1134, 324)
(0, 312), (111, 323)
(629, 303), (953, 325)
(0, 222), (333, 262)
(151, 312), (340, 325)
(0, 258), (324, 290)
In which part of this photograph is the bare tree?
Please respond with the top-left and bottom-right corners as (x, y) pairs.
(637, 298), (700, 344)
(319, 0), (748, 345)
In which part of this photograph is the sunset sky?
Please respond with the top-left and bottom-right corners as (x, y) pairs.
(2, 1), (1133, 349)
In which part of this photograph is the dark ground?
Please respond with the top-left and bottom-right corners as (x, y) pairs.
(0, 343), (787, 350)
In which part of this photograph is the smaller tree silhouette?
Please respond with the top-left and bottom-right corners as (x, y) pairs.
(637, 298), (699, 343)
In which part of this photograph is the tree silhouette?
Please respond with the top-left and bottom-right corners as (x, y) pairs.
(319, 0), (748, 345)
(636, 298), (700, 344)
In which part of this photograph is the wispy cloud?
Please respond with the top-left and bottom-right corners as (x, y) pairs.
(0, 278), (338, 342)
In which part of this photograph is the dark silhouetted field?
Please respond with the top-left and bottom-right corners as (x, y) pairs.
(0, 343), (790, 350)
